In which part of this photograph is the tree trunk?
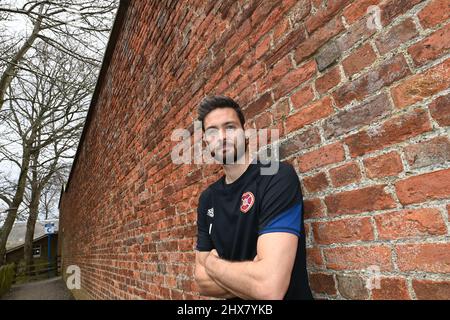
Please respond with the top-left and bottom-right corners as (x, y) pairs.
(0, 148), (32, 266)
(24, 152), (41, 272)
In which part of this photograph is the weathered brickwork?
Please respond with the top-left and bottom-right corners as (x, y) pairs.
(60, 0), (450, 299)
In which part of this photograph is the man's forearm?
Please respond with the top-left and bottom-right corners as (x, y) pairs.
(205, 255), (268, 300)
(196, 264), (236, 299)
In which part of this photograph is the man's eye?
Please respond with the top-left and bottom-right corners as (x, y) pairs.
(205, 129), (218, 137)
(226, 125), (235, 129)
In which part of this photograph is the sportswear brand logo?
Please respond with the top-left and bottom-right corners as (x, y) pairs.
(207, 208), (214, 218)
(240, 192), (255, 213)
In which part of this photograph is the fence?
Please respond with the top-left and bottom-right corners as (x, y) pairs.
(13, 256), (61, 285)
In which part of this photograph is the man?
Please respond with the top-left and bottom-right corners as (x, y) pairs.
(194, 95), (313, 300)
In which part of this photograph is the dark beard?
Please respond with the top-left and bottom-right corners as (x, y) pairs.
(211, 143), (245, 164)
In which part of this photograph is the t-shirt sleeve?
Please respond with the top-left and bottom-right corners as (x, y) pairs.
(196, 190), (214, 251)
(258, 163), (303, 237)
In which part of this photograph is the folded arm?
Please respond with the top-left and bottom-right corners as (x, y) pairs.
(194, 251), (236, 299)
(203, 232), (298, 300)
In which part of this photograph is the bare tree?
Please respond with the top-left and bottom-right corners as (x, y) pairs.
(0, 44), (96, 265)
(24, 139), (75, 270)
(0, 0), (118, 111)
(0, 0), (117, 266)
(40, 170), (67, 221)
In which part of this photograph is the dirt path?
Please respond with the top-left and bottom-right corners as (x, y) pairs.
(1, 276), (74, 300)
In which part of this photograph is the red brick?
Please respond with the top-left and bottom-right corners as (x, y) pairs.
(403, 136), (450, 169)
(363, 151), (404, 178)
(329, 162), (361, 187)
(311, 0), (321, 8)
(413, 279), (450, 300)
(312, 217), (374, 245)
(285, 96), (334, 134)
(337, 274), (369, 299)
(309, 272), (337, 295)
(345, 108), (432, 158)
(429, 93), (450, 126)
(297, 142), (345, 173)
(254, 111), (272, 129)
(375, 18), (419, 55)
(273, 99), (290, 121)
(391, 58), (450, 108)
(408, 23), (450, 67)
(244, 92), (273, 119)
(263, 24), (308, 68)
(289, 0), (311, 27)
(304, 198), (325, 219)
(247, 61), (265, 82)
(279, 127), (321, 159)
(249, 0), (297, 46)
(315, 40), (341, 72)
(249, 0), (279, 30)
(225, 20), (252, 56)
(255, 34), (272, 60)
(273, 17), (290, 42)
(342, 43), (377, 77)
(315, 66), (341, 94)
(303, 172), (329, 193)
(336, 15), (377, 52)
(371, 278), (411, 300)
(417, 0), (450, 29)
(396, 243), (450, 273)
(237, 85), (258, 107)
(273, 59), (317, 100)
(294, 16), (345, 64)
(258, 55), (292, 92)
(379, 0), (422, 27)
(228, 66), (241, 84)
(307, 248), (325, 269)
(290, 85), (315, 109)
(333, 54), (410, 107)
(343, 0), (382, 25)
(325, 185), (396, 216)
(375, 208), (447, 240)
(324, 245), (393, 271)
(305, 0), (350, 34)
(323, 92), (392, 139)
(395, 168), (450, 205)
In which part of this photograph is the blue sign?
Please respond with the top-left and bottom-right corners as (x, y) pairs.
(44, 223), (55, 234)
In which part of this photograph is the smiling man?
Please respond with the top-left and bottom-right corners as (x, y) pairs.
(194, 95), (313, 300)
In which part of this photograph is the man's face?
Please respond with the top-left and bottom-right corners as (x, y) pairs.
(203, 107), (246, 164)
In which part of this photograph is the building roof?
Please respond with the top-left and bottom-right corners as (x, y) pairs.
(6, 219), (59, 252)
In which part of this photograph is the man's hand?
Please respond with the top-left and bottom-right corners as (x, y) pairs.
(194, 251), (236, 299)
(201, 232), (298, 300)
(210, 249), (219, 257)
(205, 249), (223, 279)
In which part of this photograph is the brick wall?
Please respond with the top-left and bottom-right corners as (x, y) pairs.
(59, 0), (450, 300)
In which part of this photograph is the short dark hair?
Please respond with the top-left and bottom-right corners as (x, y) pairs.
(198, 95), (245, 130)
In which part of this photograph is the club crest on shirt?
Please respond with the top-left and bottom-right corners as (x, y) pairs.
(240, 191), (255, 213)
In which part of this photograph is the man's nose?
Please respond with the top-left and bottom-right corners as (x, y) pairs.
(218, 128), (228, 142)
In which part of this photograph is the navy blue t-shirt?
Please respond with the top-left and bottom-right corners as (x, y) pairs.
(196, 161), (313, 300)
